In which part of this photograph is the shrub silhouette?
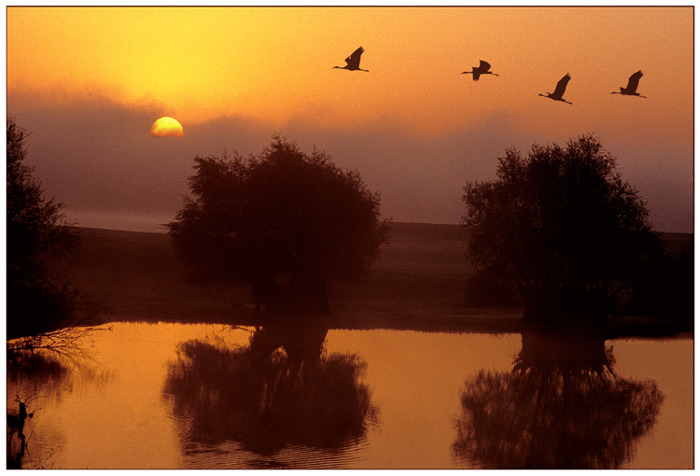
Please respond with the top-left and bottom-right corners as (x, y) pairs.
(462, 134), (659, 325)
(169, 135), (389, 317)
(7, 116), (79, 340)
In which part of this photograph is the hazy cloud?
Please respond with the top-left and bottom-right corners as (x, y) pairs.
(8, 92), (693, 233)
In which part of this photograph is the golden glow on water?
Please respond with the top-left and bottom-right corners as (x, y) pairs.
(6, 323), (693, 469)
(609, 339), (695, 469)
(8, 323), (253, 469)
(324, 330), (520, 468)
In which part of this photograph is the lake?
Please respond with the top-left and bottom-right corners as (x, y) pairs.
(6, 322), (693, 469)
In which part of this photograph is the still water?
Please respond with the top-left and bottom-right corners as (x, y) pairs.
(6, 322), (693, 469)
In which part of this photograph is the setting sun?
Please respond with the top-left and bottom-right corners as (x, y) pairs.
(151, 117), (184, 137)
(4, 5), (694, 470)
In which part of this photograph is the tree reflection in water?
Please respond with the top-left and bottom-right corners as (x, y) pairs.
(163, 325), (378, 462)
(452, 331), (664, 469)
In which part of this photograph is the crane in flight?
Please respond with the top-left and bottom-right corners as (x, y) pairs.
(539, 73), (573, 104)
(333, 46), (369, 72)
(611, 70), (646, 98)
(462, 60), (499, 81)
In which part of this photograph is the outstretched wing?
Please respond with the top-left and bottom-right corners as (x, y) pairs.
(552, 73), (571, 98)
(478, 60), (491, 72)
(345, 46), (365, 69)
(625, 70), (643, 93)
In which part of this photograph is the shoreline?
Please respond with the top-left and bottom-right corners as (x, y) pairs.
(44, 224), (693, 340)
(81, 309), (694, 341)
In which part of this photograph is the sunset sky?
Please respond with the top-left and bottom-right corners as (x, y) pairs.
(6, 6), (694, 233)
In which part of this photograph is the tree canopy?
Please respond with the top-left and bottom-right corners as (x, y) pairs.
(462, 134), (659, 325)
(7, 116), (78, 339)
(168, 136), (388, 316)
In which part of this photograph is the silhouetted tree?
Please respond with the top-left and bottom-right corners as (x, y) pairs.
(7, 116), (79, 339)
(625, 237), (694, 322)
(462, 135), (659, 325)
(169, 135), (389, 317)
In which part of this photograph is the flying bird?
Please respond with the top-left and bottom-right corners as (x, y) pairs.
(539, 73), (573, 104)
(333, 46), (369, 72)
(611, 70), (646, 98)
(462, 60), (499, 81)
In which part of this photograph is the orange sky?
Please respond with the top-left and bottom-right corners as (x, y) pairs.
(8, 7), (693, 135)
(5, 6), (695, 232)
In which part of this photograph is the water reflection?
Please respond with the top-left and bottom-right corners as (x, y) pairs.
(452, 331), (664, 469)
(6, 351), (71, 469)
(7, 350), (69, 395)
(163, 325), (378, 468)
(5, 323), (689, 469)
(7, 397), (32, 469)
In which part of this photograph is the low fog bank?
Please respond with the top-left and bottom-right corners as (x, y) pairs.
(8, 92), (693, 234)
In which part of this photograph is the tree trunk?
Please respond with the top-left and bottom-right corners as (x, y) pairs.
(521, 286), (608, 329)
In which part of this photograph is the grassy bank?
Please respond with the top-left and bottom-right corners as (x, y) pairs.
(45, 223), (693, 337)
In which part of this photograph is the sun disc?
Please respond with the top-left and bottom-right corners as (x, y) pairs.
(151, 117), (184, 137)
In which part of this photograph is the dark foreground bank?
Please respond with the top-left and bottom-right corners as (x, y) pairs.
(43, 223), (693, 338)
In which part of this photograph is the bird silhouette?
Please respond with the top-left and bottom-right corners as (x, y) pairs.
(611, 70), (646, 98)
(539, 73), (573, 104)
(333, 46), (369, 72)
(462, 60), (499, 81)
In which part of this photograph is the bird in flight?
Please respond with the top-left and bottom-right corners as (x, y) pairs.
(462, 60), (499, 81)
(539, 73), (573, 104)
(333, 46), (369, 72)
(611, 70), (647, 98)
